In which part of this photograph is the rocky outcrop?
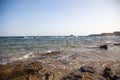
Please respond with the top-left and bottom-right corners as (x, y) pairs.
(113, 32), (120, 36)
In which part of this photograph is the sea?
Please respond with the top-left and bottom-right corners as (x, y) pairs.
(0, 36), (120, 64)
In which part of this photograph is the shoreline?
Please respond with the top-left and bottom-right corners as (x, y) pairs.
(0, 46), (120, 80)
(0, 60), (120, 80)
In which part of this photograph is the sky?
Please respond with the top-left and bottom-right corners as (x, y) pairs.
(0, 0), (120, 36)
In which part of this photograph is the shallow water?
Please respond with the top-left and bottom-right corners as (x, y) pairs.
(0, 36), (120, 64)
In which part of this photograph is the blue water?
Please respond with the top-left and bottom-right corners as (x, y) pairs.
(0, 36), (120, 64)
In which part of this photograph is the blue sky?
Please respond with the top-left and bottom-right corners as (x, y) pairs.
(0, 0), (120, 36)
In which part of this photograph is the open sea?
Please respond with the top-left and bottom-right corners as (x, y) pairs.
(0, 36), (120, 64)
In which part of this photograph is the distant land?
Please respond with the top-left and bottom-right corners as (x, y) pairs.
(89, 31), (120, 36)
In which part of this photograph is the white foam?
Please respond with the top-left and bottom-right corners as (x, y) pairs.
(22, 52), (33, 59)
(47, 50), (52, 53)
(9, 52), (34, 62)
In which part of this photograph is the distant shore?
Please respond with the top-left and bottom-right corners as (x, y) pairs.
(89, 31), (120, 36)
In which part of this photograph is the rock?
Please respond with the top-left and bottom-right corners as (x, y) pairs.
(103, 66), (115, 80)
(0, 61), (56, 80)
(100, 45), (108, 50)
(114, 74), (120, 80)
(114, 43), (120, 46)
(0, 64), (14, 80)
(80, 66), (96, 73)
(82, 72), (106, 80)
(0, 62), (25, 80)
(114, 65), (120, 80)
(26, 61), (43, 74)
(60, 72), (106, 80)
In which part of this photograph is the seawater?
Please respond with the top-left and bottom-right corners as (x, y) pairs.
(0, 36), (120, 64)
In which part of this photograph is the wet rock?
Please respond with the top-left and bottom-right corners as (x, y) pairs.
(82, 72), (106, 80)
(26, 61), (43, 74)
(0, 61), (55, 80)
(0, 62), (25, 80)
(0, 65), (14, 80)
(100, 45), (108, 50)
(60, 72), (106, 80)
(114, 43), (120, 46)
(103, 66), (115, 80)
(114, 65), (120, 80)
(80, 66), (96, 73)
(114, 74), (120, 80)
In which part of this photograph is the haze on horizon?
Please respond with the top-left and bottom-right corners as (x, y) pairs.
(0, 0), (120, 36)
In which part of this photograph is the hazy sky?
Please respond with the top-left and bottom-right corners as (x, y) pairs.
(0, 0), (120, 36)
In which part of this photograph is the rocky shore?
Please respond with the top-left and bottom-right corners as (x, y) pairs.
(0, 61), (54, 80)
(0, 61), (120, 80)
(60, 61), (120, 80)
(0, 45), (120, 80)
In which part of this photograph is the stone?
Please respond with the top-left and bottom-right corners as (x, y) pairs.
(60, 72), (106, 80)
(26, 61), (43, 74)
(114, 43), (120, 46)
(99, 45), (108, 50)
(82, 72), (106, 80)
(103, 66), (116, 80)
(114, 74), (120, 80)
(80, 66), (96, 73)
(0, 62), (25, 80)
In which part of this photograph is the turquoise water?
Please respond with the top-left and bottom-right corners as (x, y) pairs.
(0, 36), (120, 64)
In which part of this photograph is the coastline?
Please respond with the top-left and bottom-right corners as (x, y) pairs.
(0, 35), (120, 80)
(0, 45), (120, 80)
